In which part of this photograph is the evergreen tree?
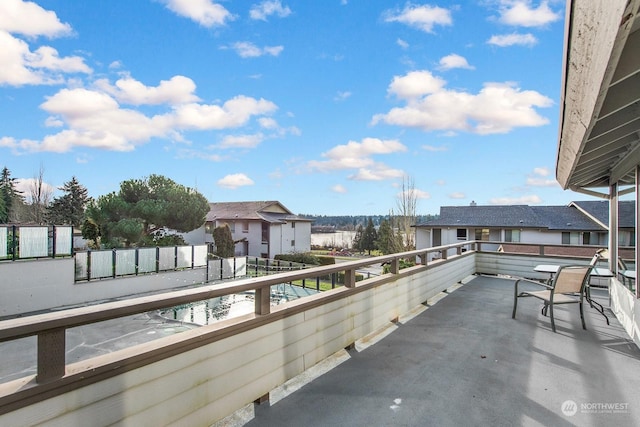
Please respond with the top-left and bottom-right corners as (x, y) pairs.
(352, 224), (364, 253)
(376, 219), (403, 255)
(0, 167), (23, 223)
(361, 217), (378, 255)
(212, 223), (235, 258)
(47, 176), (90, 226)
(83, 174), (209, 247)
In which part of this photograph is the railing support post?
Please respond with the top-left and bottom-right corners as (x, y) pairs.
(255, 286), (270, 315)
(344, 268), (356, 288)
(390, 258), (399, 274)
(37, 328), (66, 383)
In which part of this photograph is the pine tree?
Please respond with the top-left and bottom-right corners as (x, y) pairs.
(0, 167), (23, 223)
(362, 217), (378, 255)
(47, 176), (90, 226)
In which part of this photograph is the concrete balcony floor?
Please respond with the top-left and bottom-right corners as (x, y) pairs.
(239, 275), (640, 427)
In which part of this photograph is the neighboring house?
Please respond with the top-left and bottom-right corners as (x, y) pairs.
(183, 201), (312, 258)
(415, 200), (636, 258)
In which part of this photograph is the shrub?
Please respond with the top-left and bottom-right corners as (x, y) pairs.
(274, 252), (321, 265)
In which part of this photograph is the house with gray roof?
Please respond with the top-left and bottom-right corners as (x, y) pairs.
(183, 201), (312, 258)
(415, 200), (635, 257)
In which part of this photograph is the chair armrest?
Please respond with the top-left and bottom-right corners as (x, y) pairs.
(514, 277), (552, 290)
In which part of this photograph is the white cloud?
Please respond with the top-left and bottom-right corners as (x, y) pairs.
(372, 70), (552, 135)
(0, 30), (91, 86)
(2, 78), (278, 153)
(0, 0), (72, 38)
(308, 137), (407, 181)
(258, 117), (278, 129)
(498, 0), (561, 27)
(308, 137), (407, 172)
(533, 166), (549, 176)
(422, 144), (448, 152)
(397, 188), (431, 200)
(217, 173), (254, 189)
(487, 33), (537, 47)
(94, 75), (200, 105)
(384, 4), (452, 33)
(15, 177), (57, 202)
(334, 91), (352, 101)
(438, 53), (474, 70)
(349, 165), (405, 181)
(170, 95), (277, 130)
(332, 184), (347, 194)
(219, 133), (265, 148)
(387, 70), (446, 100)
(250, 1), (292, 21)
(396, 38), (409, 49)
(162, 0), (233, 27)
(526, 166), (558, 187)
(449, 192), (465, 199)
(231, 41), (284, 58)
(489, 195), (542, 205)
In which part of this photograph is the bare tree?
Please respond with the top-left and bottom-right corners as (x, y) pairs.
(27, 165), (53, 224)
(395, 175), (418, 251)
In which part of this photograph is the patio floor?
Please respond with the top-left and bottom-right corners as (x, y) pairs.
(238, 274), (640, 427)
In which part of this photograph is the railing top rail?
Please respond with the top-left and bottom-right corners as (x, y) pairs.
(0, 242), (477, 342)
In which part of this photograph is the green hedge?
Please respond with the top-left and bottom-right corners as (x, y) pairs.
(274, 252), (321, 265)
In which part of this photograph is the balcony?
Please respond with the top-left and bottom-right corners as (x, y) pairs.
(0, 242), (638, 425)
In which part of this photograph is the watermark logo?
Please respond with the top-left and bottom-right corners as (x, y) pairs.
(561, 400), (578, 416)
(561, 400), (630, 416)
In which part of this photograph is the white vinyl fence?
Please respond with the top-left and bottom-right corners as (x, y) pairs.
(0, 225), (72, 260)
(75, 244), (208, 281)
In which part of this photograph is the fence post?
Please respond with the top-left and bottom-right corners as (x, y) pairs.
(112, 248), (117, 278)
(191, 245), (195, 269)
(11, 225), (16, 261)
(87, 250), (92, 281)
(155, 247), (160, 273)
(51, 225), (56, 258)
(135, 248), (139, 276)
(174, 246), (178, 270)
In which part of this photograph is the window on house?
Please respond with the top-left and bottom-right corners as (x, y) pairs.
(204, 222), (213, 234)
(261, 223), (269, 243)
(505, 229), (521, 243)
(475, 229), (489, 241)
(562, 232), (580, 245)
(291, 222), (295, 229)
(291, 240), (295, 246)
(457, 229), (467, 240)
(228, 222), (235, 233)
(583, 232), (591, 245)
(242, 221), (249, 233)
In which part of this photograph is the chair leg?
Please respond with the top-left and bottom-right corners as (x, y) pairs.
(580, 302), (586, 330)
(549, 304), (556, 333)
(512, 284), (518, 319)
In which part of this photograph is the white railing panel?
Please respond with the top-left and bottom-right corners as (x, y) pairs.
(19, 226), (48, 258)
(176, 246), (192, 269)
(75, 251), (88, 280)
(90, 250), (113, 279)
(116, 249), (137, 276)
(138, 248), (157, 274)
(193, 245), (207, 267)
(55, 227), (72, 255)
(158, 247), (175, 271)
(0, 227), (7, 258)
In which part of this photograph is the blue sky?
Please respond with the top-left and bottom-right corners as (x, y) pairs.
(0, 0), (579, 216)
